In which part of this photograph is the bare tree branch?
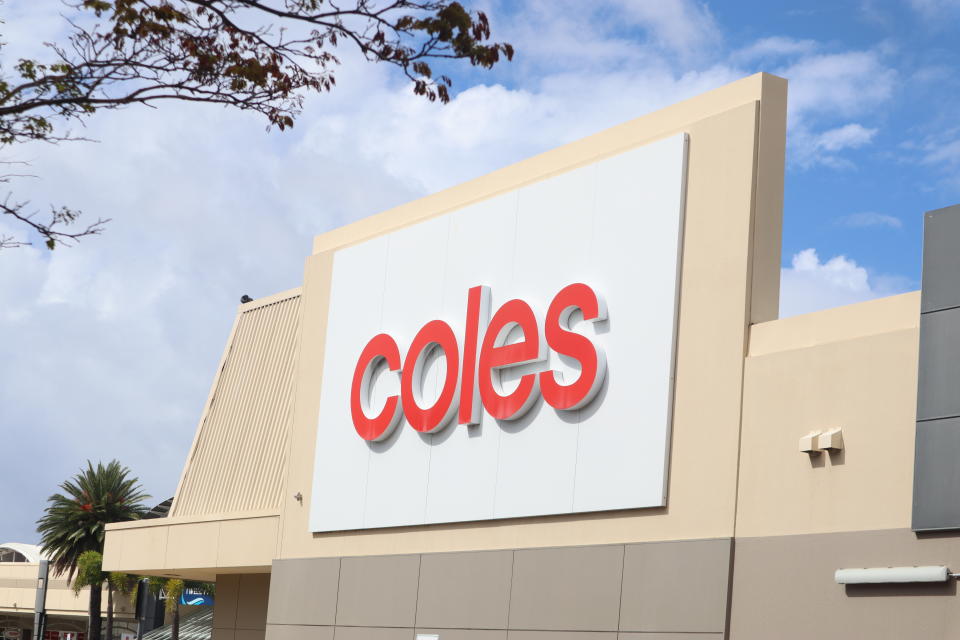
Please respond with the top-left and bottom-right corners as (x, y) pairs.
(0, 0), (513, 249)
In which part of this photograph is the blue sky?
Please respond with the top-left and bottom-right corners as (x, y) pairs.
(2, 0), (960, 542)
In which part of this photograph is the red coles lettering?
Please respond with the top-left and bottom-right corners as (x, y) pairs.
(350, 333), (403, 442)
(539, 283), (608, 410)
(349, 283), (606, 440)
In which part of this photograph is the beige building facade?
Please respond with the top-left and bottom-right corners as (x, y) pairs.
(0, 544), (136, 640)
(102, 73), (960, 639)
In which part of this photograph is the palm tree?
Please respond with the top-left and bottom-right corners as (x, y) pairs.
(37, 460), (149, 640)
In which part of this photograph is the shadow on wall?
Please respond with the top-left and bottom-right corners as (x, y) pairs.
(845, 580), (956, 597)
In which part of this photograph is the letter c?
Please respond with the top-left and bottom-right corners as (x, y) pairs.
(351, 333), (403, 441)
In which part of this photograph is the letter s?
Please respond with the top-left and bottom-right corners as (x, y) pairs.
(539, 283), (607, 410)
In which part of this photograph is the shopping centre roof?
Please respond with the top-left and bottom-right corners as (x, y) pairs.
(0, 542), (45, 563)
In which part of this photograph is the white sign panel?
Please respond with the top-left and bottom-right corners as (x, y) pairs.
(310, 133), (688, 532)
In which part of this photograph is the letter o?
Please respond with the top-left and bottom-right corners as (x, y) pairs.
(401, 320), (461, 433)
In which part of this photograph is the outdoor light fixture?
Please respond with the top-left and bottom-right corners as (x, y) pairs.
(834, 566), (953, 584)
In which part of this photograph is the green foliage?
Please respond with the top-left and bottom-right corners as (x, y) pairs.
(72, 550), (105, 595)
(108, 572), (137, 595)
(164, 579), (185, 614)
(36, 460), (149, 580)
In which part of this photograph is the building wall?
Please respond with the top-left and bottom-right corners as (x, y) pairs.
(212, 574), (270, 640)
(264, 539), (731, 640)
(275, 72), (787, 561)
(736, 291), (921, 537)
(725, 290), (960, 638)
(0, 562), (135, 618)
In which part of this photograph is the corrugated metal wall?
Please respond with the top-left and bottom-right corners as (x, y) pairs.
(171, 291), (302, 517)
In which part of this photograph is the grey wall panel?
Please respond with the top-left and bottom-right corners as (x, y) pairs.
(263, 542), (734, 635)
(508, 545), (624, 632)
(618, 635), (723, 640)
(332, 628), (413, 640)
(619, 539), (731, 633)
(729, 529), (960, 640)
(267, 558), (340, 626)
(921, 205), (960, 314)
(214, 575), (241, 631)
(415, 630), (506, 640)
(506, 633), (616, 640)
(265, 626), (334, 640)
(917, 308), (960, 422)
(913, 418), (960, 530)
(915, 203), (960, 531)
(336, 554), (420, 628)
(416, 551), (512, 630)
(236, 574), (272, 631)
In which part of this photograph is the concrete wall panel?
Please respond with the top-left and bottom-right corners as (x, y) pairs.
(729, 529), (960, 640)
(913, 418), (960, 530)
(920, 204), (960, 314)
(508, 546), (624, 632)
(332, 628), (413, 640)
(415, 631), (506, 640)
(618, 635), (722, 640)
(336, 555), (420, 628)
(416, 551), (512, 630)
(507, 633), (615, 640)
(915, 204), (960, 531)
(265, 625), (334, 640)
(214, 575), (240, 631)
(236, 574), (271, 631)
(619, 539), (731, 633)
(267, 558), (340, 626)
(917, 307), (960, 422)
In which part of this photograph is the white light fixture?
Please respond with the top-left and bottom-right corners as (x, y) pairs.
(835, 566), (951, 584)
(415, 635), (440, 640)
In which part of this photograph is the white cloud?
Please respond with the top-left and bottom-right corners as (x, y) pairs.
(774, 50), (895, 169)
(731, 36), (818, 63)
(836, 212), (903, 228)
(907, 0), (960, 18)
(792, 123), (878, 168)
(780, 50), (896, 119)
(779, 248), (911, 317)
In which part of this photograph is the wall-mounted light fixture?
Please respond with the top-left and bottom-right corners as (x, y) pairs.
(800, 428), (844, 455)
(835, 566), (952, 584)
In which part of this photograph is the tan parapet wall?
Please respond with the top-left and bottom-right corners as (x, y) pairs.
(103, 512), (279, 581)
(736, 291), (921, 538)
(275, 73), (788, 559)
(0, 562), (135, 617)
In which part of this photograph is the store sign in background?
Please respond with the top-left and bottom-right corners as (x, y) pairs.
(310, 133), (688, 532)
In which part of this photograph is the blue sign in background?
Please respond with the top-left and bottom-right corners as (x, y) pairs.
(180, 592), (214, 606)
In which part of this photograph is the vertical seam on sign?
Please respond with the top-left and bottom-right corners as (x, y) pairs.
(423, 216), (454, 525)
(361, 236), (392, 528)
(492, 191), (521, 518)
(571, 161), (600, 512)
